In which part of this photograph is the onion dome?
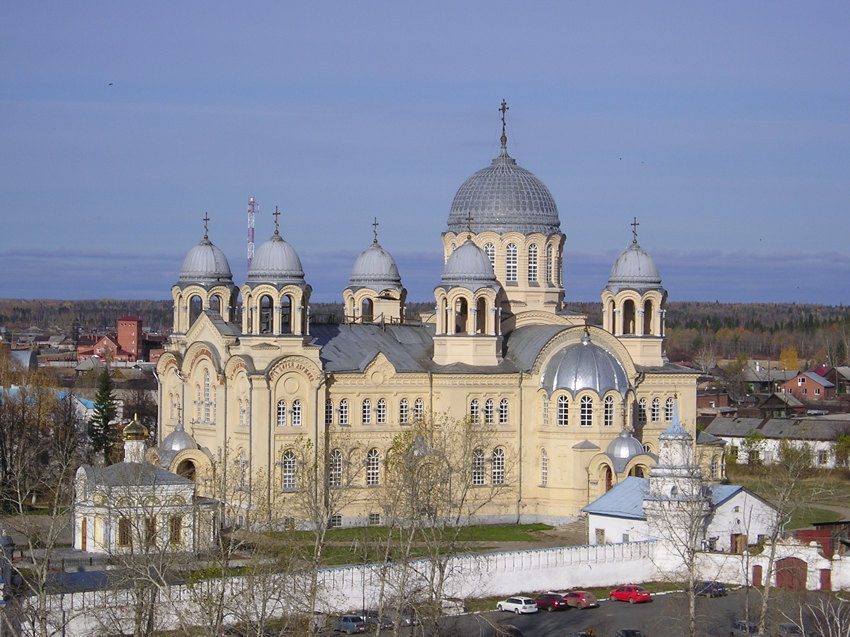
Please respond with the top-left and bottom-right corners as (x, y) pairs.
(446, 106), (561, 236)
(439, 239), (498, 291)
(606, 241), (662, 294)
(178, 237), (233, 287)
(541, 330), (629, 397)
(246, 232), (305, 286)
(607, 428), (645, 461)
(349, 241), (402, 292)
(123, 414), (148, 441)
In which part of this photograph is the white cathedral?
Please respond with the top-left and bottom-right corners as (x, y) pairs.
(153, 107), (724, 528)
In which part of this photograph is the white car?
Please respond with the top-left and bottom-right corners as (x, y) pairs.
(497, 597), (539, 614)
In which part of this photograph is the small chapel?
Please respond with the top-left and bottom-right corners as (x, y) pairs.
(152, 103), (724, 528)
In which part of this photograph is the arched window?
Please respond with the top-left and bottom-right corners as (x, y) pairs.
(483, 399), (494, 425)
(542, 396), (549, 426)
(238, 399), (246, 428)
(623, 299), (636, 335)
(711, 457), (719, 480)
(259, 295), (273, 333)
(476, 297), (487, 333)
(189, 295), (203, 327)
(399, 398), (409, 425)
(375, 398), (386, 424)
(527, 244), (538, 283)
(499, 398), (509, 425)
(506, 244), (518, 283)
(541, 449), (548, 487)
(557, 395), (569, 426)
(546, 245), (553, 285)
(328, 449), (343, 488)
(580, 396), (593, 427)
(651, 398), (660, 422)
(362, 399), (372, 425)
(665, 397), (674, 422)
(455, 297), (468, 334)
(339, 399), (349, 426)
(470, 399), (480, 425)
(366, 449), (380, 486)
(361, 298), (374, 323)
(281, 450), (296, 492)
(643, 299), (653, 335)
(291, 400), (302, 427)
(604, 396), (615, 427)
(276, 400), (287, 427)
(472, 449), (485, 486)
(638, 398), (647, 424)
(484, 243), (495, 270)
(413, 398), (424, 422)
(492, 448), (505, 485)
(280, 294), (292, 334)
(325, 399), (333, 426)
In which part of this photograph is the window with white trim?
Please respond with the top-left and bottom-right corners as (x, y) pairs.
(329, 515), (342, 528)
(281, 450), (296, 492)
(542, 396), (549, 426)
(328, 449), (342, 488)
(483, 399), (494, 425)
(291, 400), (302, 426)
(470, 399), (480, 425)
(492, 447), (505, 485)
(651, 398), (660, 422)
(557, 395), (569, 426)
(580, 395), (593, 427)
(604, 395), (614, 427)
(339, 399), (349, 426)
(362, 399), (372, 425)
(368, 513), (381, 526)
(366, 448), (380, 486)
(638, 398), (647, 424)
(546, 245), (553, 285)
(499, 398), (509, 425)
(665, 397), (674, 421)
(484, 243), (495, 270)
(472, 448), (485, 486)
(276, 400), (287, 427)
(541, 449), (548, 487)
(506, 243), (518, 283)
(376, 398), (387, 424)
(413, 398), (424, 422)
(325, 399), (333, 426)
(399, 398), (409, 424)
(527, 244), (538, 283)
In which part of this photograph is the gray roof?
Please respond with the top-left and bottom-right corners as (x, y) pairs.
(605, 242), (663, 294)
(246, 232), (305, 286)
(739, 366), (798, 384)
(706, 416), (850, 441)
(446, 148), (561, 236)
(87, 461), (192, 488)
(177, 236), (233, 288)
(540, 331), (629, 397)
(348, 241), (402, 292)
(833, 366), (850, 381)
(695, 429), (725, 446)
(582, 476), (743, 520)
(503, 325), (571, 370)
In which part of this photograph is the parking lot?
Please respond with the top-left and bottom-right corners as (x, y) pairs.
(434, 588), (816, 637)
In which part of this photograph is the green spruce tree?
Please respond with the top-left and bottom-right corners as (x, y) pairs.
(88, 367), (117, 464)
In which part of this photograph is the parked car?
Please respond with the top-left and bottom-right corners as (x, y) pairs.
(496, 597), (539, 614)
(356, 610), (393, 630)
(559, 590), (599, 609)
(333, 615), (368, 634)
(692, 580), (727, 597)
(730, 620), (762, 636)
(775, 624), (803, 637)
(609, 585), (652, 604)
(615, 631), (646, 637)
(535, 593), (569, 612)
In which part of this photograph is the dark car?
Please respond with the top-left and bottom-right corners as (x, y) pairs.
(615, 631), (646, 637)
(730, 620), (762, 636)
(535, 593), (569, 612)
(693, 580), (727, 597)
(560, 590), (599, 609)
(357, 609), (393, 630)
(333, 615), (368, 634)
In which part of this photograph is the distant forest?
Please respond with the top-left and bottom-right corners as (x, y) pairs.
(3, 298), (849, 368)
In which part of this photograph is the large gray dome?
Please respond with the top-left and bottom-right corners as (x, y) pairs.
(246, 233), (305, 285)
(541, 331), (629, 397)
(439, 239), (498, 291)
(607, 242), (662, 293)
(178, 237), (233, 287)
(607, 429), (645, 460)
(447, 149), (561, 236)
(349, 242), (402, 292)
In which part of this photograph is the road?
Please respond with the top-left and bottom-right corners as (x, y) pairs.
(435, 589), (799, 637)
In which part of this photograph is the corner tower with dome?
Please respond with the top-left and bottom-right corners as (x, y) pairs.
(154, 104), (719, 529)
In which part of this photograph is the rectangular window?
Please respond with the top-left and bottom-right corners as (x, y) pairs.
(817, 450), (828, 465)
(329, 514), (342, 528)
(169, 516), (182, 545)
(368, 513), (381, 526)
(118, 518), (131, 547)
(144, 516), (157, 547)
(815, 388), (821, 396)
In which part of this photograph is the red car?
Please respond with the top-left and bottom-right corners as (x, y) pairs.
(559, 591), (598, 609)
(608, 585), (652, 604)
(534, 593), (569, 612)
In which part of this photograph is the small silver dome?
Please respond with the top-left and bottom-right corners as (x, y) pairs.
(178, 237), (233, 287)
(606, 241), (662, 293)
(607, 428), (645, 460)
(440, 239), (498, 291)
(246, 233), (305, 285)
(160, 428), (197, 453)
(447, 149), (561, 236)
(541, 331), (629, 397)
(349, 242), (402, 292)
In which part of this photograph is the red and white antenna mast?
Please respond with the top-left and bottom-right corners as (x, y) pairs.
(247, 197), (257, 269)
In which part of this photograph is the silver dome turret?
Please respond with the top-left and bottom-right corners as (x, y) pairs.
(541, 331), (630, 397)
(439, 239), (498, 291)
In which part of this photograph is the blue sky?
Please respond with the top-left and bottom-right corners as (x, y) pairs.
(1, 2), (848, 304)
